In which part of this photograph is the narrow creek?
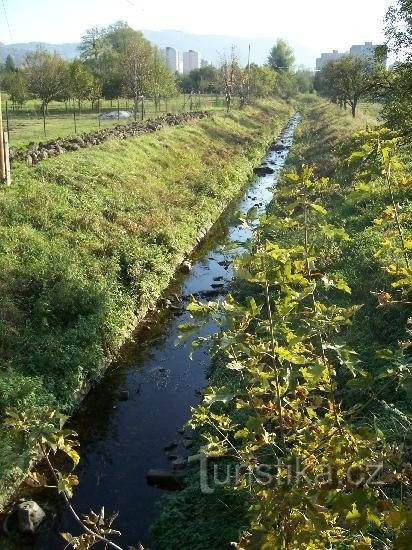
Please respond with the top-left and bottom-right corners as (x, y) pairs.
(29, 113), (301, 549)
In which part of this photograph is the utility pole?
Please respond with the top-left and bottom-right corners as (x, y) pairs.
(0, 93), (11, 186)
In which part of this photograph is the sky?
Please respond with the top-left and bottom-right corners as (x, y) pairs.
(0, 0), (394, 54)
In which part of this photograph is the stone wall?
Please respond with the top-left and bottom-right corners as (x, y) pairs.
(10, 112), (209, 166)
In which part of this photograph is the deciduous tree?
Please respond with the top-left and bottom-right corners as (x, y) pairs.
(69, 60), (94, 109)
(120, 34), (153, 119)
(2, 70), (27, 107)
(24, 50), (69, 113)
(319, 56), (386, 117)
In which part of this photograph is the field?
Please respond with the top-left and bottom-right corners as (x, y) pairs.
(1, 93), (233, 148)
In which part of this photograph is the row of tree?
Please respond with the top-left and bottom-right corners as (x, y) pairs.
(315, 54), (388, 117)
(0, 22), (178, 115)
(0, 25), (315, 114)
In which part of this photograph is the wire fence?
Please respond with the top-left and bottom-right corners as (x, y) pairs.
(1, 94), (235, 148)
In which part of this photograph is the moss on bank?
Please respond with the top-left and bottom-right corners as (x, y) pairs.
(0, 99), (294, 508)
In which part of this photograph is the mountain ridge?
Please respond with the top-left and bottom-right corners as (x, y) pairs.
(0, 30), (317, 68)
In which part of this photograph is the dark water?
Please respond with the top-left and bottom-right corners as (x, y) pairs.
(17, 114), (300, 549)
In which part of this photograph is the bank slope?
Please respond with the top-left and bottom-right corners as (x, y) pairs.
(0, 99), (294, 507)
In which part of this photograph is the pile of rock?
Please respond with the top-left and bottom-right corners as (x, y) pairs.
(10, 111), (209, 167)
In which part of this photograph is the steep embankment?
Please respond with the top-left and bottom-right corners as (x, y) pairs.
(0, 99), (294, 507)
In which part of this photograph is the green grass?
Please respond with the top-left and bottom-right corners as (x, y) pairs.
(0, 97), (294, 508)
(2, 94), (233, 148)
(286, 96), (382, 176)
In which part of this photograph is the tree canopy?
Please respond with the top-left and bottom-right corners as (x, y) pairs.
(267, 39), (295, 72)
(317, 55), (387, 117)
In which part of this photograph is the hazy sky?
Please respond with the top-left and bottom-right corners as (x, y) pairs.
(1, 0), (393, 54)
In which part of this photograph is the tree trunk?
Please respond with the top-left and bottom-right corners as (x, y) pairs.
(351, 101), (357, 118)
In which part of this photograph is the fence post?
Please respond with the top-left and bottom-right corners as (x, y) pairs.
(5, 100), (10, 136)
(0, 94), (11, 185)
(42, 103), (47, 137)
(3, 131), (11, 185)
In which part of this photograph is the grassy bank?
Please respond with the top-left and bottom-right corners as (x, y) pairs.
(152, 97), (412, 548)
(0, 98), (294, 507)
(2, 94), (233, 148)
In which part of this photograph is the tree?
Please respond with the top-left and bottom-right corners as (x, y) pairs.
(383, 0), (412, 134)
(294, 68), (315, 93)
(24, 50), (69, 113)
(185, 66), (219, 93)
(319, 56), (386, 117)
(79, 27), (108, 64)
(2, 70), (28, 107)
(385, 0), (412, 59)
(106, 21), (139, 53)
(218, 48), (246, 110)
(69, 60), (94, 109)
(120, 34), (153, 119)
(5, 55), (16, 73)
(248, 64), (277, 97)
(148, 48), (178, 106)
(267, 39), (295, 73)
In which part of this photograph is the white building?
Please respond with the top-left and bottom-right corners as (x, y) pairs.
(183, 50), (201, 74)
(162, 47), (179, 73)
(316, 50), (343, 71)
(349, 42), (385, 63)
(316, 42), (386, 71)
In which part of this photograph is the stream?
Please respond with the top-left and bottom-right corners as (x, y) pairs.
(28, 113), (301, 549)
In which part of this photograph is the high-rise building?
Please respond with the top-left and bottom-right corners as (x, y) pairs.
(316, 50), (343, 71)
(349, 42), (385, 64)
(316, 42), (386, 71)
(162, 47), (179, 73)
(201, 58), (211, 68)
(183, 50), (201, 74)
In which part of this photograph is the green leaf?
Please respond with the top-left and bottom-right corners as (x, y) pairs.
(346, 503), (361, 521)
(203, 388), (235, 406)
(309, 203), (327, 215)
(234, 428), (249, 439)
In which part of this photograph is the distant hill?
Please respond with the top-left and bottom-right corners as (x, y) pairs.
(0, 42), (79, 64)
(0, 31), (318, 69)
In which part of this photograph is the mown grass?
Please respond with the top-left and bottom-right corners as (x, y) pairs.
(286, 96), (382, 175)
(0, 98), (294, 508)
